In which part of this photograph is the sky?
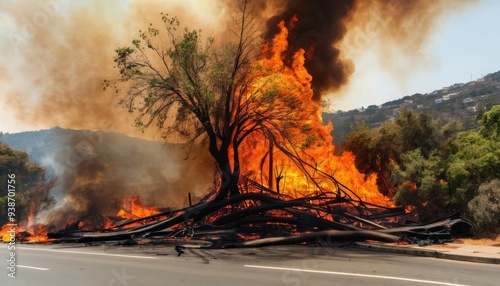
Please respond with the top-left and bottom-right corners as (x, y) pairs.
(0, 0), (499, 133)
(330, 0), (500, 111)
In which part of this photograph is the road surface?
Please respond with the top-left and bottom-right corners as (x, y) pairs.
(2, 243), (499, 285)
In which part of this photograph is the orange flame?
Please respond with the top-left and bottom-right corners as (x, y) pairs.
(239, 19), (392, 206)
(116, 195), (160, 220)
(0, 202), (50, 243)
(24, 224), (49, 243)
(1, 224), (16, 243)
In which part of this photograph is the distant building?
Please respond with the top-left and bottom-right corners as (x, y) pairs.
(434, 98), (443, 104)
(417, 104), (424, 109)
(463, 97), (474, 104)
(467, 106), (477, 112)
(441, 86), (450, 92)
(441, 92), (458, 101)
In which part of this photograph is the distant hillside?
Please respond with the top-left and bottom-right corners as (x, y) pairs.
(0, 127), (199, 183)
(0, 127), (215, 208)
(1, 127), (66, 166)
(323, 70), (500, 150)
(3, 70), (500, 164)
(0, 127), (173, 168)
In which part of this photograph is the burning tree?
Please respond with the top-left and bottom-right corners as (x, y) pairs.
(109, 1), (333, 200)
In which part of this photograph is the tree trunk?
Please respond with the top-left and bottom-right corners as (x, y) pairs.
(213, 150), (240, 201)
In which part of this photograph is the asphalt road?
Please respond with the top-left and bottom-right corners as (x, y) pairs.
(1, 243), (499, 286)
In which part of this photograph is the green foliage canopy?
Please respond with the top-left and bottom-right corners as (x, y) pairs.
(344, 109), (460, 196)
(0, 143), (53, 225)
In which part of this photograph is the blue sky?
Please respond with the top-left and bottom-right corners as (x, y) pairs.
(331, 0), (500, 111)
(1, 0), (499, 133)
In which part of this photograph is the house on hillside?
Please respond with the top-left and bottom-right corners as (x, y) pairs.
(467, 106), (477, 112)
(463, 97), (474, 104)
(442, 92), (459, 101)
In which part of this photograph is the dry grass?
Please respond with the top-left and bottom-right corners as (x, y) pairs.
(454, 228), (500, 246)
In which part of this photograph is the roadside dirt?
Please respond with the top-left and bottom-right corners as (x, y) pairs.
(455, 229), (500, 246)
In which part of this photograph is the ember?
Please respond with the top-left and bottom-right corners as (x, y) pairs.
(116, 195), (160, 220)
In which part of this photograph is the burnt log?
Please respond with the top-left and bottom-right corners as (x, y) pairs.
(217, 230), (398, 248)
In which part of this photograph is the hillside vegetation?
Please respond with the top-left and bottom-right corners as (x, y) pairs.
(324, 70), (500, 150)
(343, 104), (499, 233)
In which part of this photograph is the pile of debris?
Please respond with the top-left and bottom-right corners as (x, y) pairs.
(47, 177), (472, 249)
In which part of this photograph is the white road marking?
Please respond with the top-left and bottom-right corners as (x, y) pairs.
(244, 265), (470, 286)
(18, 265), (50, 271)
(19, 247), (158, 259)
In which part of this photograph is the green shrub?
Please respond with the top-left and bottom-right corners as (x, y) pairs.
(467, 179), (500, 232)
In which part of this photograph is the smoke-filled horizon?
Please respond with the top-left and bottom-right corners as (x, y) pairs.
(36, 129), (214, 230)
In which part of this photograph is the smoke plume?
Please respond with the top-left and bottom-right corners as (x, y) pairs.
(259, 0), (356, 100)
(249, 0), (473, 100)
(39, 129), (214, 229)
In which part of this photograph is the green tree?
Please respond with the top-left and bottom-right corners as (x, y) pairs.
(392, 109), (442, 158)
(0, 143), (55, 225)
(344, 109), (460, 196)
(479, 105), (500, 138)
(390, 105), (499, 224)
(392, 149), (449, 221)
(343, 122), (398, 195)
(467, 179), (500, 232)
(446, 126), (500, 211)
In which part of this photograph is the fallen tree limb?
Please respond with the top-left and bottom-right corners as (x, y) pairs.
(218, 230), (399, 248)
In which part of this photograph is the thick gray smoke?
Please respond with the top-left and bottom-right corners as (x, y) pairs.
(39, 129), (214, 230)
